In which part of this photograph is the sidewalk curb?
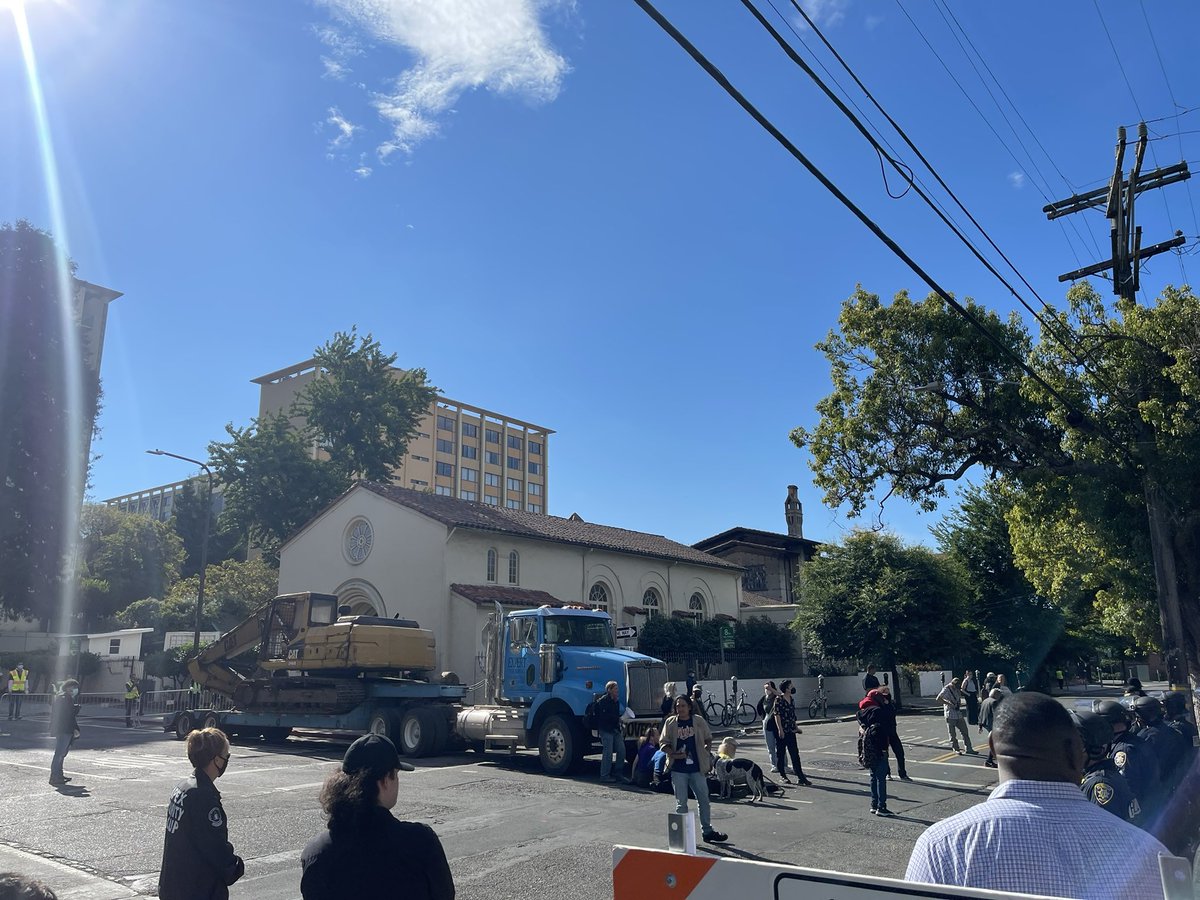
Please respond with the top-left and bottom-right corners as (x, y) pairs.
(0, 841), (139, 898)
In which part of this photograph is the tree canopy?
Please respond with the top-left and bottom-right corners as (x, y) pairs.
(209, 330), (437, 562)
(793, 283), (1200, 688)
(78, 504), (184, 630)
(795, 530), (967, 692)
(0, 221), (97, 625)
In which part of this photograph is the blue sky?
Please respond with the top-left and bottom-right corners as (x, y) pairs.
(5, 0), (1199, 551)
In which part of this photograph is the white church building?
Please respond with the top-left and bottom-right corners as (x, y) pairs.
(277, 482), (743, 692)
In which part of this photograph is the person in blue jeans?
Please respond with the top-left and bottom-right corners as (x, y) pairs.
(593, 680), (626, 782)
(661, 694), (727, 843)
(858, 688), (893, 816)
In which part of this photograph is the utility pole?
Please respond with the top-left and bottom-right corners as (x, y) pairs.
(1045, 125), (1195, 696)
(1044, 124), (1188, 300)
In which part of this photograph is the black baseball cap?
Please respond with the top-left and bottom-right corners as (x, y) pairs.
(341, 734), (414, 777)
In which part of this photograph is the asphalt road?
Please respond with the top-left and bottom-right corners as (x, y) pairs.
(0, 707), (1002, 899)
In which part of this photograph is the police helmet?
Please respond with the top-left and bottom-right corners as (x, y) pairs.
(1131, 695), (1163, 722)
(1162, 692), (1188, 717)
(1069, 709), (1113, 759)
(1092, 699), (1130, 729)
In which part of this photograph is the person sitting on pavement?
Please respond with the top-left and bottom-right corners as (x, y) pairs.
(300, 734), (454, 900)
(716, 737), (738, 761)
(905, 692), (1170, 900)
(631, 727), (661, 789)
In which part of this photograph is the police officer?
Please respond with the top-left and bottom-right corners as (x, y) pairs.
(158, 727), (244, 900)
(1131, 695), (1188, 787)
(7, 663), (28, 719)
(1070, 709), (1138, 822)
(1156, 692), (1200, 859)
(124, 677), (140, 728)
(1161, 692), (1198, 760)
(1093, 698), (1159, 826)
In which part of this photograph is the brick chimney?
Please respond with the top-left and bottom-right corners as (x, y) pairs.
(784, 485), (803, 538)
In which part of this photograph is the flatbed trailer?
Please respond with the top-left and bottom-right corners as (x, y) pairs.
(163, 679), (468, 757)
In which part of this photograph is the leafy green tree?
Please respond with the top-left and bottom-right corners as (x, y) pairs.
(168, 478), (242, 578)
(163, 558), (278, 632)
(933, 481), (1085, 676)
(209, 412), (343, 563)
(294, 329), (438, 483)
(637, 615), (795, 677)
(145, 646), (193, 689)
(793, 284), (1200, 689)
(77, 504), (184, 630)
(209, 330), (436, 562)
(0, 221), (99, 625)
(795, 530), (968, 705)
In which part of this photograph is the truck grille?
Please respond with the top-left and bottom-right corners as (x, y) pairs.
(625, 660), (668, 716)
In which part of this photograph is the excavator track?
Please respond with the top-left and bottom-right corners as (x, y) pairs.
(234, 677), (368, 714)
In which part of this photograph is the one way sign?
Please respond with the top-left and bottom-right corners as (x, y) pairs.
(615, 625), (638, 640)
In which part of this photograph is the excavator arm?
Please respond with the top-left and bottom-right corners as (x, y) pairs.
(186, 604), (270, 698)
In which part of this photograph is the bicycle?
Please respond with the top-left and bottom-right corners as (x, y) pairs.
(697, 689), (725, 725)
(807, 679), (828, 719)
(724, 689), (758, 727)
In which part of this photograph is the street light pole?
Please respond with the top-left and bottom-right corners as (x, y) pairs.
(147, 449), (212, 655)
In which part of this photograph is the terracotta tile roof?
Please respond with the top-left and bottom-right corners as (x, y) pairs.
(450, 584), (564, 608)
(740, 591), (789, 608)
(358, 482), (742, 571)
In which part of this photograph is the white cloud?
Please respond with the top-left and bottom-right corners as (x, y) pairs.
(865, 13), (884, 30)
(1008, 171), (1026, 189)
(314, 23), (364, 81)
(354, 166), (373, 178)
(795, 0), (850, 29)
(319, 0), (570, 157)
(325, 107), (359, 151)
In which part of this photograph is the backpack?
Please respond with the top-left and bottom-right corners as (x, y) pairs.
(582, 696), (598, 732)
(858, 723), (883, 769)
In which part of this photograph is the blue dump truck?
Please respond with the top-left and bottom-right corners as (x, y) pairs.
(166, 593), (667, 776)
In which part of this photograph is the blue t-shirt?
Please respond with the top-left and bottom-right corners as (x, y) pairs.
(672, 718), (700, 773)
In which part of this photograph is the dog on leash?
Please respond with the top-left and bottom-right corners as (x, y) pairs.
(711, 754), (766, 802)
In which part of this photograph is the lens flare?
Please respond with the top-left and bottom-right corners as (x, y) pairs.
(13, 2), (86, 636)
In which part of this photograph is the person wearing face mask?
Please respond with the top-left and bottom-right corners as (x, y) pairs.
(158, 728), (245, 900)
(48, 679), (81, 786)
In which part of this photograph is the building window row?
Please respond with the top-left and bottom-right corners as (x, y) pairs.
(485, 473), (500, 488)
(410, 478), (428, 487)
(412, 455), (429, 462)
(435, 485), (453, 497)
(529, 441), (542, 456)
(462, 445), (477, 460)
(507, 477), (522, 492)
(436, 462), (454, 477)
(462, 423), (478, 438)
(486, 451), (501, 466)
(507, 456), (521, 470)
(460, 489), (477, 501)
(528, 462), (542, 475)
(437, 415), (455, 431)
(527, 503), (541, 513)
(588, 582), (609, 611)
(528, 483), (542, 496)
(462, 467), (478, 483)
(486, 428), (500, 444)
(436, 438), (455, 454)
(485, 494), (499, 506)
(508, 435), (523, 450)
(506, 499), (521, 510)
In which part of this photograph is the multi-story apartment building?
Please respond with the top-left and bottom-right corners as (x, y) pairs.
(107, 358), (552, 518)
(252, 359), (552, 513)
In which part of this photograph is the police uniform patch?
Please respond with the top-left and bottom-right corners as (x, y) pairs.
(1113, 750), (1127, 768)
(208, 807), (224, 828)
(1093, 782), (1113, 805)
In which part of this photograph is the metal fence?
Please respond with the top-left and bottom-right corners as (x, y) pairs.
(1, 689), (234, 718)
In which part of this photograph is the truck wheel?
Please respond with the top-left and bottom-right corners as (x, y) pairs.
(399, 707), (439, 758)
(368, 711), (399, 742)
(174, 713), (194, 741)
(538, 714), (582, 776)
(201, 713), (221, 730)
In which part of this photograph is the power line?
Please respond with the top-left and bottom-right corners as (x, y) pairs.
(755, 0), (1120, 389)
(629, 0), (1123, 457)
(1139, 0), (1200, 239)
(892, 0), (1101, 272)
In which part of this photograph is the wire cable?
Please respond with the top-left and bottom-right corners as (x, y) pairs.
(630, 0), (1125, 457)
(892, 0), (1099, 272)
(763, 0), (1120, 386)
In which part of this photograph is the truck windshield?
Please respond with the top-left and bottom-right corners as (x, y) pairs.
(543, 616), (614, 647)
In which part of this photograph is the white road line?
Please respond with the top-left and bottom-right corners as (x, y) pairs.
(0, 759), (122, 780)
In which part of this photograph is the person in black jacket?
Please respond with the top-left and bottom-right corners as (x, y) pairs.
(158, 728), (244, 900)
(48, 679), (80, 786)
(857, 689), (893, 816)
(876, 686), (911, 781)
(301, 733), (454, 900)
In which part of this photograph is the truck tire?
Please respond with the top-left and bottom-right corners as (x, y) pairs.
(429, 709), (450, 755)
(399, 707), (439, 758)
(201, 713), (221, 730)
(173, 713), (194, 741)
(538, 714), (583, 776)
(368, 710), (400, 742)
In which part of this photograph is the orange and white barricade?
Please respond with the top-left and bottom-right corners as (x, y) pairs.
(612, 846), (1072, 900)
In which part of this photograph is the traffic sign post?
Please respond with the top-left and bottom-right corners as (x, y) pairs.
(616, 625), (638, 641)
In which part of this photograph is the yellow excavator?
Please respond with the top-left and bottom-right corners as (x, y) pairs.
(188, 592), (439, 713)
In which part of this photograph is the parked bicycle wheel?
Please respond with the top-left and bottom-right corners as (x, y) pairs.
(705, 701), (726, 725)
(735, 703), (757, 726)
(808, 698), (820, 719)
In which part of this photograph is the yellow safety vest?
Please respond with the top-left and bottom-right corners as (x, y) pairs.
(124, 682), (139, 700)
(9, 670), (27, 693)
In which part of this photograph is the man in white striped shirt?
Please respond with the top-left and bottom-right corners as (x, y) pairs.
(905, 692), (1168, 900)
